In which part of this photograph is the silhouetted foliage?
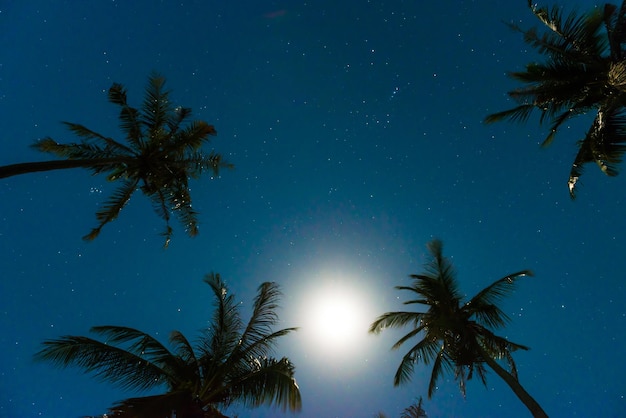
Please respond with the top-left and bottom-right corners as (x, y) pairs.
(375, 397), (428, 418)
(35, 274), (301, 418)
(0, 73), (232, 246)
(370, 240), (547, 417)
(486, 0), (626, 198)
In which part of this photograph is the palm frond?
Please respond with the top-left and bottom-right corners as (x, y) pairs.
(166, 106), (193, 138)
(568, 106), (626, 198)
(479, 327), (530, 357)
(109, 392), (194, 418)
(84, 178), (139, 241)
(391, 324), (428, 350)
(183, 150), (232, 178)
(167, 185), (200, 238)
(145, 188), (173, 247)
(369, 311), (425, 334)
(90, 326), (177, 368)
(228, 328), (298, 379)
(238, 282), (282, 348)
(169, 331), (196, 363)
(478, 328), (529, 382)
(108, 82), (144, 149)
(201, 273), (244, 364)
(141, 73), (172, 140)
(540, 109), (575, 147)
(465, 270), (532, 328)
(34, 334), (167, 391)
(394, 337), (441, 387)
(604, 2), (626, 60)
(62, 122), (134, 156)
(484, 103), (537, 125)
(425, 350), (453, 398)
(227, 357), (301, 412)
(609, 60), (626, 91)
(394, 348), (418, 387)
(400, 397), (428, 418)
(32, 137), (106, 160)
(525, 0), (606, 59)
(222, 282), (297, 382)
(422, 240), (462, 303)
(174, 120), (218, 153)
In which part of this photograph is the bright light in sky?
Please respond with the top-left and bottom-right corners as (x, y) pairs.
(289, 265), (377, 363)
(308, 289), (365, 350)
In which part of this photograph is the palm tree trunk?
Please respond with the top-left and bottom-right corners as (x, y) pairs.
(479, 348), (548, 418)
(0, 158), (125, 179)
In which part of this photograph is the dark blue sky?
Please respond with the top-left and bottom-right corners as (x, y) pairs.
(1, 1), (624, 417)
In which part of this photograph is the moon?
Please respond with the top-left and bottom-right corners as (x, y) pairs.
(308, 291), (364, 350)
(293, 272), (374, 358)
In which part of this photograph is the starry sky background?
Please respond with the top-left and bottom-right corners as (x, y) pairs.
(1, 1), (625, 417)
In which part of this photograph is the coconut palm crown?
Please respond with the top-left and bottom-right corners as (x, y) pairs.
(34, 273), (301, 418)
(370, 240), (547, 417)
(0, 73), (232, 246)
(485, 0), (626, 198)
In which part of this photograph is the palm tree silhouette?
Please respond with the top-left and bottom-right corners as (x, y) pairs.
(34, 273), (301, 418)
(374, 397), (427, 418)
(0, 73), (232, 246)
(485, 0), (626, 198)
(370, 240), (547, 417)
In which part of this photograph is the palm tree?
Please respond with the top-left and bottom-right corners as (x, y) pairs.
(374, 397), (427, 418)
(34, 273), (301, 418)
(369, 240), (548, 418)
(399, 397), (427, 418)
(485, 0), (626, 198)
(0, 73), (232, 246)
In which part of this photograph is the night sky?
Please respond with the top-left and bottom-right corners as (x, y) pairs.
(1, 1), (625, 417)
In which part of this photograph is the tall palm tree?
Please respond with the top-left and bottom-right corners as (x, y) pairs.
(34, 273), (301, 418)
(0, 73), (232, 246)
(485, 0), (626, 198)
(369, 240), (548, 418)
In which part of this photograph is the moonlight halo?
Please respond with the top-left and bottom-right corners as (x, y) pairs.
(291, 266), (376, 360)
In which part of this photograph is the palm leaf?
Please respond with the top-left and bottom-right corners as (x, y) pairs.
(465, 270), (532, 328)
(237, 282), (282, 350)
(186, 150), (232, 178)
(167, 184), (200, 237)
(90, 326), (173, 359)
(62, 122), (134, 156)
(369, 311), (425, 334)
(227, 357), (301, 412)
(223, 282), (297, 381)
(525, 0), (606, 59)
(109, 392), (195, 418)
(141, 73), (172, 140)
(84, 178), (139, 241)
(484, 103), (537, 125)
(108, 82), (144, 149)
(34, 335), (167, 391)
(568, 106), (626, 198)
(145, 188), (174, 247)
(90, 325), (182, 384)
(393, 336), (441, 387)
(604, 3), (626, 60)
(166, 106), (193, 137)
(170, 120), (218, 154)
(425, 350), (452, 397)
(391, 324), (428, 350)
(200, 273), (244, 366)
(400, 397), (427, 418)
(32, 137), (107, 160)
